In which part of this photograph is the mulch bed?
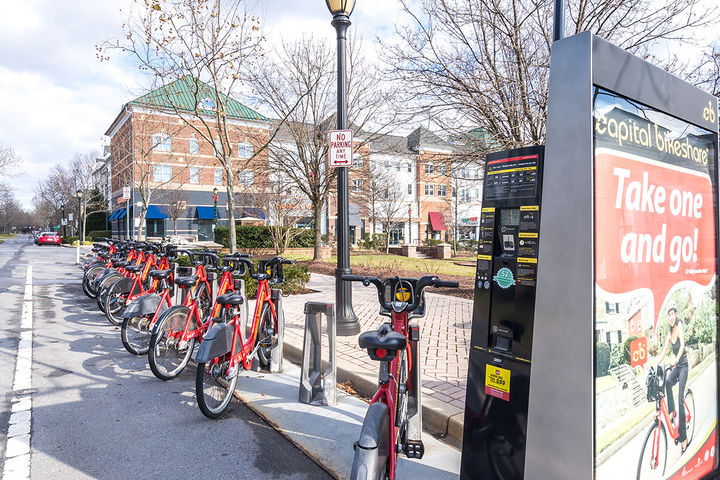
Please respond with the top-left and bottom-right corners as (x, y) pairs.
(299, 260), (476, 300)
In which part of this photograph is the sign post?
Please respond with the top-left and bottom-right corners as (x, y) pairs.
(122, 187), (131, 240)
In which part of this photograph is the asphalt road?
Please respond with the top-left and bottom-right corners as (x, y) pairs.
(0, 235), (332, 480)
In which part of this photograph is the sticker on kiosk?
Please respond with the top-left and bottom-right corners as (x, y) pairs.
(485, 365), (511, 401)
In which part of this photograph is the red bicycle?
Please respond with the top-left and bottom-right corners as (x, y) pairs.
(342, 274), (458, 480)
(147, 250), (217, 380)
(195, 256), (292, 418)
(636, 364), (695, 479)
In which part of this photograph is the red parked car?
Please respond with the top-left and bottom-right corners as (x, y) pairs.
(37, 232), (61, 246)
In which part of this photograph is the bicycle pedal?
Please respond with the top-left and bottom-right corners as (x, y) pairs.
(404, 440), (424, 459)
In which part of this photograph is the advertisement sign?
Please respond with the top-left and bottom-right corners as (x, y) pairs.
(328, 129), (353, 167)
(593, 87), (718, 479)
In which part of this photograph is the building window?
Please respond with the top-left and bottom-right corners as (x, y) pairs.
(606, 302), (620, 314)
(238, 142), (254, 158)
(352, 179), (364, 192)
(213, 139), (223, 154)
(383, 188), (390, 199)
(152, 133), (171, 152)
(238, 170), (255, 186)
(437, 164), (447, 175)
(153, 164), (172, 182)
(189, 138), (199, 155)
(384, 159), (391, 168)
(407, 163), (412, 173)
(214, 168), (223, 185)
(190, 167), (200, 184)
(438, 185), (447, 196)
(425, 163), (434, 174)
(461, 167), (469, 178)
(407, 184), (412, 194)
(424, 184), (434, 196)
(473, 188), (479, 198)
(353, 154), (363, 167)
(474, 169), (480, 179)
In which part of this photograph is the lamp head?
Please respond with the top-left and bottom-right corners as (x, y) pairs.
(76, 189), (83, 198)
(213, 187), (218, 195)
(325, 0), (355, 16)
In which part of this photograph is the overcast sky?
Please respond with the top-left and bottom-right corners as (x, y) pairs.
(0, 0), (715, 210)
(0, 0), (406, 209)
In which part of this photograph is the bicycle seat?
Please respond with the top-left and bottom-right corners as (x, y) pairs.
(175, 276), (198, 287)
(125, 265), (143, 274)
(216, 293), (244, 306)
(148, 269), (172, 279)
(359, 325), (406, 362)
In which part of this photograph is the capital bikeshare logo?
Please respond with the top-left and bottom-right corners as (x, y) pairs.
(493, 267), (515, 289)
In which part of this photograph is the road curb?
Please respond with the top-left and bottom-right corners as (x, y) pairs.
(282, 338), (464, 448)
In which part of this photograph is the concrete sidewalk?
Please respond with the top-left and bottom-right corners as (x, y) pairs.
(281, 273), (471, 446)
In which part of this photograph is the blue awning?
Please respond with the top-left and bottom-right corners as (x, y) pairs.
(108, 210), (120, 221)
(146, 205), (169, 219)
(197, 206), (216, 220)
(241, 207), (266, 220)
(116, 209), (127, 220)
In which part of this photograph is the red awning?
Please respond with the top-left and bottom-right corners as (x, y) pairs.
(428, 211), (447, 231)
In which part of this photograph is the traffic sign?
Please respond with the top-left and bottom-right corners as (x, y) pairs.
(329, 130), (353, 167)
(68, 214), (73, 221)
(122, 186), (131, 200)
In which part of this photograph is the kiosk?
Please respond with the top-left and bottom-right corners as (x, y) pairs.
(461, 32), (720, 480)
(460, 146), (544, 480)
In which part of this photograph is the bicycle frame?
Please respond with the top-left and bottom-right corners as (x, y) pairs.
(225, 277), (276, 371)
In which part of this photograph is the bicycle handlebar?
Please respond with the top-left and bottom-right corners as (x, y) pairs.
(341, 274), (458, 313)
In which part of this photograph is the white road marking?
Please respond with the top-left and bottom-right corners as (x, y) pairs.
(3, 266), (32, 480)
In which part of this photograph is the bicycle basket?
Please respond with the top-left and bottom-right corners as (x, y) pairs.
(646, 365), (665, 402)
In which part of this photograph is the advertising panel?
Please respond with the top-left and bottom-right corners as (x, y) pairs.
(593, 87), (718, 479)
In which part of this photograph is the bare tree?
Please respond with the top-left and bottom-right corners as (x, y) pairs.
(165, 189), (188, 236)
(385, 0), (719, 149)
(0, 144), (20, 175)
(375, 178), (409, 254)
(249, 36), (399, 260)
(261, 175), (308, 254)
(0, 185), (22, 234)
(104, 0), (278, 253)
(69, 153), (107, 241)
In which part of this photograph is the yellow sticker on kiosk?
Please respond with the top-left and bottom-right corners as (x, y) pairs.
(485, 365), (511, 401)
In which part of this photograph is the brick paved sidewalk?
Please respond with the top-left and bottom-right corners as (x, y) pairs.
(281, 273), (472, 443)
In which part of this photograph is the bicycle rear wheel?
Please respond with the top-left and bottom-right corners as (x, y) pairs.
(148, 306), (195, 380)
(196, 355), (239, 419)
(96, 272), (122, 311)
(121, 315), (153, 355)
(351, 402), (391, 480)
(636, 422), (667, 480)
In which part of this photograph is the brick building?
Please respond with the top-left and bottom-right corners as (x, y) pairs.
(103, 77), (270, 240)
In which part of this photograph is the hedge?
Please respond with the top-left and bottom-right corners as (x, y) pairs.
(596, 342), (611, 376)
(88, 230), (112, 241)
(214, 225), (314, 249)
(61, 236), (91, 245)
(170, 255), (309, 297)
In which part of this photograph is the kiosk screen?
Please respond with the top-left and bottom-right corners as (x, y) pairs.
(593, 88), (718, 479)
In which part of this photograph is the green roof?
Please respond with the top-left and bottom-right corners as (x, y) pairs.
(129, 76), (269, 122)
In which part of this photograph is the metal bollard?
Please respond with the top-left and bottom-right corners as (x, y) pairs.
(299, 302), (336, 406)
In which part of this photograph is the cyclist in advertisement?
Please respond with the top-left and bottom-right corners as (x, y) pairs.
(656, 300), (690, 453)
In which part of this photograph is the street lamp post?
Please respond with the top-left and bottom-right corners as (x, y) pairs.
(76, 189), (83, 265)
(326, 0), (359, 336)
(61, 204), (66, 238)
(213, 187), (219, 227)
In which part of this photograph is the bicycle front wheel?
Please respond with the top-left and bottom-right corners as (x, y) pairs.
(255, 304), (277, 369)
(148, 306), (195, 380)
(82, 265), (104, 298)
(350, 402), (390, 480)
(684, 389), (695, 446)
(104, 279), (128, 326)
(637, 422), (667, 480)
(121, 315), (153, 355)
(196, 355), (238, 419)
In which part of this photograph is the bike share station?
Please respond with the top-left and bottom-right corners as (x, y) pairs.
(460, 32), (720, 479)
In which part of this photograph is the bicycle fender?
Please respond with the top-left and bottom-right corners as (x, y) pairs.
(122, 293), (161, 319)
(351, 402), (390, 480)
(195, 323), (234, 363)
